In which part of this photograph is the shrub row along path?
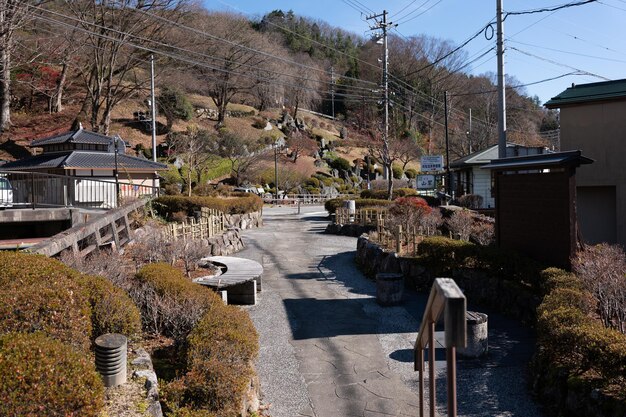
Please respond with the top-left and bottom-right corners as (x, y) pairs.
(239, 205), (544, 417)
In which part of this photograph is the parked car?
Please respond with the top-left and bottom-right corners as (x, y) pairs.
(0, 177), (13, 208)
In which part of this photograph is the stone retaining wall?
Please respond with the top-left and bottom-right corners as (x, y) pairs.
(205, 228), (245, 256)
(224, 211), (263, 230)
(355, 234), (539, 324)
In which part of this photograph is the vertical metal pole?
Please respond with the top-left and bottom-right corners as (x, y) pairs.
(447, 346), (458, 417)
(114, 136), (120, 208)
(274, 144), (279, 202)
(330, 66), (335, 119)
(497, 0), (507, 158)
(30, 172), (35, 209)
(429, 321), (436, 417)
(150, 54), (157, 163)
(383, 10), (390, 186)
(444, 91), (451, 196)
(468, 108), (473, 154)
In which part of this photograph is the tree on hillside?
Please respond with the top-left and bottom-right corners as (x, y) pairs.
(168, 125), (215, 196)
(0, 0), (50, 132)
(284, 53), (321, 120)
(157, 86), (193, 132)
(187, 12), (283, 127)
(212, 130), (267, 185)
(66, 0), (188, 134)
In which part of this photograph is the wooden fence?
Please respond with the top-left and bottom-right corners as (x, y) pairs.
(335, 207), (428, 256)
(335, 207), (389, 227)
(166, 208), (225, 241)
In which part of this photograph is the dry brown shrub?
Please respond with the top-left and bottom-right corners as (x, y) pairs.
(572, 244), (626, 333)
(448, 209), (473, 241)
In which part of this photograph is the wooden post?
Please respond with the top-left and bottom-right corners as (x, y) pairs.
(396, 225), (402, 253)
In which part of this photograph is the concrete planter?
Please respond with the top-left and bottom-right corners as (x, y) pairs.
(376, 272), (404, 306)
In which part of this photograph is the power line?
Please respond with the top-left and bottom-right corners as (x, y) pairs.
(508, 39), (626, 64)
(23, 8), (380, 102)
(509, 46), (611, 80)
(396, 0), (443, 25)
(505, 0), (598, 18)
(449, 72), (582, 96)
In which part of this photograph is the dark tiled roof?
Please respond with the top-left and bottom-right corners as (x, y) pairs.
(481, 150), (593, 170)
(31, 129), (115, 147)
(544, 79), (626, 108)
(1, 151), (167, 171)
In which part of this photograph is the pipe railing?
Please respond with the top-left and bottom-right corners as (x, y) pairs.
(414, 278), (467, 417)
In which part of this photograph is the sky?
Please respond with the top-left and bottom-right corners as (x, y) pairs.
(203, 0), (626, 105)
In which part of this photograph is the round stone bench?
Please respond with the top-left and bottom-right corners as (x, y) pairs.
(193, 256), (263, 305)
(459, 311), (488, 358)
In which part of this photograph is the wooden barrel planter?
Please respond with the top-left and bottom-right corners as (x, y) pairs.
(376, 272), (404, 306)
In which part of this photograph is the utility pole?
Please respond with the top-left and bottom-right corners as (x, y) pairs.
(366, 10), (395, 197)
(496, 0), (507, 158)
(468, 108), (473, 154)
(444, 91), (451, 197)
(150, 55), (157, 162)
(274, 144), (279, 202)
(330, 66), (335, 119)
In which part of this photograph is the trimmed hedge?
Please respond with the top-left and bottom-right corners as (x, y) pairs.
(132, 263), (223, 344)
(416, 236), (542, 289)
(0, 252), (92, 351)
(533, 268), (626, 414)
(324, 198), (394, 215)
(154, 194), (263, 218)
(0, 332), (104, 417)
(78, 274), (142, 338)
(0, 252), (141, 347)
(360, 187), (417, 200)
(162, 301), (259, 416)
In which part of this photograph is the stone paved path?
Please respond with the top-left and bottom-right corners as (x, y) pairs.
(239, 206), (544, 417)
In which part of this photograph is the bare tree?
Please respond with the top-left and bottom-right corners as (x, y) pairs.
(65, 0), (188, 134)
(212, 130), (266, 185)
(0, 0), (49, 131)
(284, 53), (321, 120)
(187, 12), (279, 127)
(168, 125), (215, 197)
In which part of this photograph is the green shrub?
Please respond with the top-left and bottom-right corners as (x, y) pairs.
(77, 274), (142, 338)
(304, 177), (320, 188)
(360, 188), (416, 200)
(0, 332), (104, 417)
(321, 177), (334, 187)
(534, 267), (626, 409)
(328, 157), (351, 171)
(162, 304), (258, 417)
(187, 304), (258, 368)
(405, 168), (418, 179)
(324, 198), (394, 215)
(154, 194), (263, 218)
(0, 252), (92, 351)
(132, 263), (222, 344)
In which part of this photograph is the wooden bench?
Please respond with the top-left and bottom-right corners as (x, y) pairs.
(193, 256), (263, 305)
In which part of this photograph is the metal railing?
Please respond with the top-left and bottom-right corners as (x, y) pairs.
(264, 193), (353, 205)
(414, 278), (467, 417)
(0, 170), (159, 209)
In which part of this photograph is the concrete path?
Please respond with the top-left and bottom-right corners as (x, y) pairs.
(239, 206), (544, 417)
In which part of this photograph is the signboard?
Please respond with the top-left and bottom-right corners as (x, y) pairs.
(420, 155), (444, 172)
(417, 175), (436, 190)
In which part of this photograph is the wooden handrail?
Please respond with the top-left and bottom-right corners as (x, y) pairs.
(414, 278), (467, 417)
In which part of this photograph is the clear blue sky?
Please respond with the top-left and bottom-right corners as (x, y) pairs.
(204, 0), (625, 105)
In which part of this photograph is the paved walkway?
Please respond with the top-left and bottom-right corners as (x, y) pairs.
(239, 206), (544, 417)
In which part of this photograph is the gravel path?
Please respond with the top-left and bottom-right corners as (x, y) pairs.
(238, 205), (544, 417)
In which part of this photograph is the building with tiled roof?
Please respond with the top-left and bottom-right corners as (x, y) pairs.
(545, 79), (626, 246)
(1, 128), (166, 208)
